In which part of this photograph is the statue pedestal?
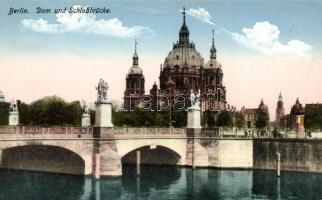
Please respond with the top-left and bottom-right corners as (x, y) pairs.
(187, 106), (202, 129)
(94, 103), (113, 128)
(9, 111), (19, 126)
(81, 113), (91, 127)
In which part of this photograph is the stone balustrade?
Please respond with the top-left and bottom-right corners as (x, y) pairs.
(0, 126), (93, 135)
(112, 127), (185, 135)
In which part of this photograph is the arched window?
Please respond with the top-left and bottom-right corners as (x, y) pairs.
(209, 76), (214, 84)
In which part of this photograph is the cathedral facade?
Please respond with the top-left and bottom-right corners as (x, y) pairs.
(124, 8), (227, 121)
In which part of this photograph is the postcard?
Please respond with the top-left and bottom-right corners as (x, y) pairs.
(0, 1), (321, 199)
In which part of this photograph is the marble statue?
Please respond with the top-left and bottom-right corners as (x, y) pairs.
(189, 89), (201, 109)
(94, 79), (113, 128)
(187, 89), (202, 128)
(82, 100), (90, 114)
(96, 79), (109, 104)
(81, 100), (91, 127)
(9, 99), (19, 126)
(9, 99), (18, 112)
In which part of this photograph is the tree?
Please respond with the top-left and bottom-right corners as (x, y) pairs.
(255, 109), (269, 129)
(28, 96), (83, 126)
(216, 110), (233, 128)
(305, 108), (322, 131)
(64, 101), (83, 126)
(17, 101), (30, 125)
(90, 109), (96, 125)
(0, 102), (9, 125)
(44, 98), (66, 125)
(172, 111), (187, 127)
(234, 111), (245, 129)
(203, 111), (215, 128)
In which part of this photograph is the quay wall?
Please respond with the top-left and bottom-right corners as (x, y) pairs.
(253, 139), (322, 173)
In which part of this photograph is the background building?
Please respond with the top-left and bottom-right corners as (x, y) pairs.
(242, 107), (257, 128)
(158, 10), (226, 111)
(242, 99), (270, 129)
(123, 8), (228, 127)
(289, 98), (305, 132)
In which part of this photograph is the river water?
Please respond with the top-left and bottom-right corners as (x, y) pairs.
(0, 166), (321, 200)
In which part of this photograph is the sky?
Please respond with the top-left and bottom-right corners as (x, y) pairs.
(0, 0), (322, 119)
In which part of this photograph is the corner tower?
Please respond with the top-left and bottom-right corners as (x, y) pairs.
(203, 29), (226, 111)
(123, 40), (145, 110)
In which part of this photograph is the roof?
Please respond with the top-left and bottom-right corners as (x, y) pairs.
(244, 108), (257, 114)
(305, 103), (322, 110)
(128, 66), (143, 75)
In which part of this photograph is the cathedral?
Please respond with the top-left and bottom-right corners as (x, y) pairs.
(124, 8), (227, 125)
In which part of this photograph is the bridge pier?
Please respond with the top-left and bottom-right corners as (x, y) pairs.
(186, 128), (209, 168)
(93, 127), (122, 178)
(95, 153), (100, 179)
(186, 128), (200, 169)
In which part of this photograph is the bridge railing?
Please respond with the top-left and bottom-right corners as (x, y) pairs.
(0, 126), (93, 135)
(112, 127), (185, 135)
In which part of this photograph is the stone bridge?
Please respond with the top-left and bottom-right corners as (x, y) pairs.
(0, 126), (253, 178)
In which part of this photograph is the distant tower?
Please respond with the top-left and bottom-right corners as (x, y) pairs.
(290, 98), (305, 132)
(123, 40), (145, 110)
(275, 93), (285, 128)
(259, 99), (269, 113)
(203, 29), (226, 111)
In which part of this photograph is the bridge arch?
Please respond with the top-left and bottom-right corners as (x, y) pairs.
(117, 139), (187, 166)
(0, 140), (93, 175)
(121, 145), (182, 166)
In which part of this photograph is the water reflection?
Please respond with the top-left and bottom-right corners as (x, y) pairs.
(1, 167), (322, 200)
(0, 169), (84, 200)
(253, 170), (322, 199)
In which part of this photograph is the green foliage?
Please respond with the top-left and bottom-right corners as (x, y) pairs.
(171, 111), (187, 127)
(64, 101), (83, 126)
(14, 96), (84, 126)
(234, 111), (245, 129)
(216, 110), (233, 128)
(113, 109), (186, 128)
(90, 109), (96, 126)
(0, 102), (9, 125)
(204, 111), (215, 128)
(17, 101), (30, 125)
(255, 109), (269, 129)
(305, 108), (322, 131)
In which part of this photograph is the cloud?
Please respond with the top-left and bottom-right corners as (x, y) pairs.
(22, 5), (156, 38)
(181, 7), (214, 25)
(225, 21), (312, 58)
